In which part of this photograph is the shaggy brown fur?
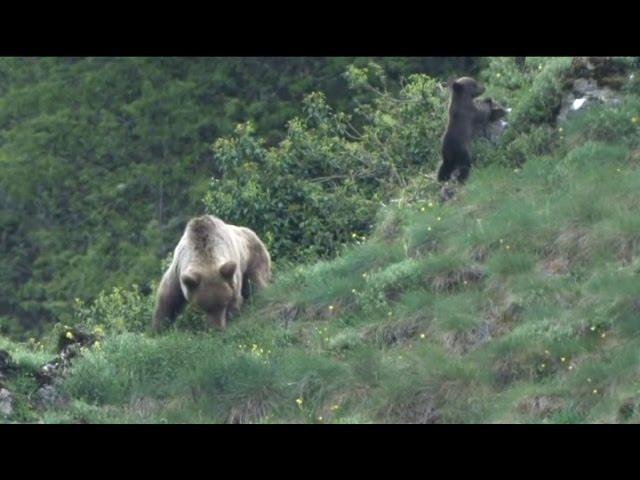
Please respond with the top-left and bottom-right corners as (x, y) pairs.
(152, 215), (271, 332)
(438, 77), (486, 183)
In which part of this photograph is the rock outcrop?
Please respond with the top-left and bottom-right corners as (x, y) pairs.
(557, 57), (630, 122)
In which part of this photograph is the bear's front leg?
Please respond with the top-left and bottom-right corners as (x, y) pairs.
(152, 268), (186, 333)
(227, 294), (243, 319)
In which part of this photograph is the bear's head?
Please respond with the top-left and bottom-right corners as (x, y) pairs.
(180, 261), (237, 329)
(480, 97), (508, 121)
(451, 77), (485, 98)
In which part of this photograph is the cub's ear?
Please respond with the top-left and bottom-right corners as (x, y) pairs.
(452, 81), (464, 93)
(181, 272), (201, 290)
(219, 261), (237, 282)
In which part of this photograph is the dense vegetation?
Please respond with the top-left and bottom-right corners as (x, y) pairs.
(2, 56), (640, 424)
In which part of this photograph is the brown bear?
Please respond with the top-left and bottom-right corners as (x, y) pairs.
(437, 77), (486, 183)
(152, 215), (271, 332)
(472, 97), (508, 140)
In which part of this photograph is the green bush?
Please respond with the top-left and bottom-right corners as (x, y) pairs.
(73, 285), (154, 334)
(204, 69), (448, 262)
(503, 58), (573, 139)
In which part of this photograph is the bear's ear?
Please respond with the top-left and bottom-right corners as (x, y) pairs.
(181, 272), (201, 290)
(219, 261), (236, 283)
(452, 81), (464, 94)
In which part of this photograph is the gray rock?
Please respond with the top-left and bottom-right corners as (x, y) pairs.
(557, 77), (622, 123)
(37, 384), (63, 407)
(0, 388), (12, 417)
(573, 78), (599, 96)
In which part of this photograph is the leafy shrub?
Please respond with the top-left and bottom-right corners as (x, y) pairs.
(204, 69), (448, 263)
(503, 58), (573, 139)
(73, 285), (154, 334)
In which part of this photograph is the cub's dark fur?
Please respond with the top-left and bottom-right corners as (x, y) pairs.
(438, 77), (485, 183)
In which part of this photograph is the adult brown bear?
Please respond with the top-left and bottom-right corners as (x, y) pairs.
(152, 215), (271, 332)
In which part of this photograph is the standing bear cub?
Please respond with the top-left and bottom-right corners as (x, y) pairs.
(438, 76), (488, 184)
(152, 215), (271, 332)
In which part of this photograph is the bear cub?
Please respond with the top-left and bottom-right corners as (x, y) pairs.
(438, 77), (506, 184)
(152, 215), (271, 332)
(472, 97), (508, 140)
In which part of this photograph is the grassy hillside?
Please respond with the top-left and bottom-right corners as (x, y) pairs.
(2, 57), (640, 423)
